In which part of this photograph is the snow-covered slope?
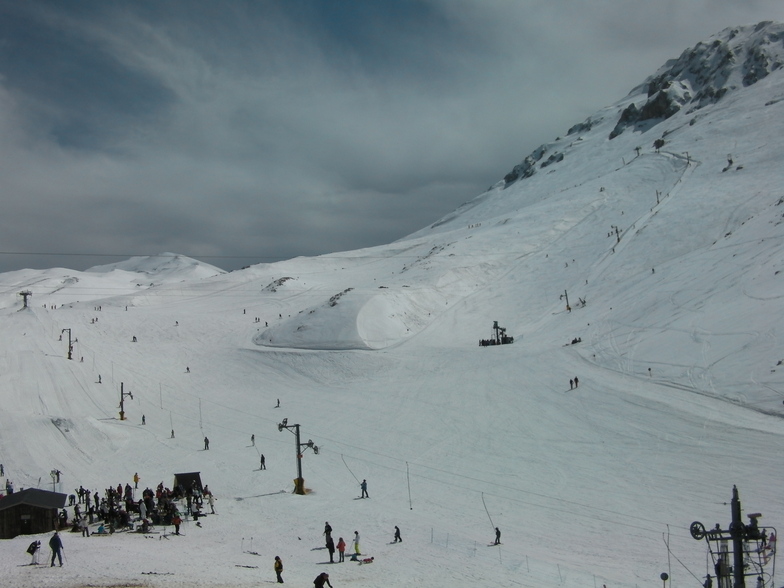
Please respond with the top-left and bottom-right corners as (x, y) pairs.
(0, 22), (782, 588)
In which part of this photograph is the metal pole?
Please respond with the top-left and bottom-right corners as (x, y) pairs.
(294, 424), (304, 493)
(62, 328), (73, 360)
(731, 486), (745, 588)
(119, 382), (125, 420)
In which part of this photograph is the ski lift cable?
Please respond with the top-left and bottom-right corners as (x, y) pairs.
(662, 531), (704, 586)
(340, 454), (361, 484)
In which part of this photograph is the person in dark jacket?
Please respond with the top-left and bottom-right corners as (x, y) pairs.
(274, 555), (284, 583)
(26, 540), (41, 564)
(326, 535), (335, 563)
(494, 527), (501, 545)
(314, 572), (333, 588)
(394, 525), (402, 542)
(49, 531), (63, 566)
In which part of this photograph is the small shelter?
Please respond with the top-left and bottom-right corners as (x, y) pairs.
(173, 472), (203, 494)
(0, 488), (67, 539)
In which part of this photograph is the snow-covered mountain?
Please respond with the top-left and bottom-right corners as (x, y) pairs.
(86, 253), (225, 281)
(0, 22), (782, 588)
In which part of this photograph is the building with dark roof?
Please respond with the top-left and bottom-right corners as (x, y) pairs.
(0, 488), (67, 539)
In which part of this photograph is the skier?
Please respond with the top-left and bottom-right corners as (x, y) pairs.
(49, 531), (63, 567)
(324, 521), (332, 543)
(172, 512), (182, 535)
(574, 377), (579, 388)
(353, 530), (361, 555)
(204, 437), (209, 450)
(26, 540), (41, 565)
(569, 379), (574, 390)
(142, 415), (146, 425)
(314, 572), (333, 588)
(360, 479), (369, 498)
(393, 525), (402, 542)
(274, 555), (284, 583)
(336, 537), (346, 562)
(260, 454), (266, 470)
(494, 527), (501, 545)
(133, 472), (140, 489)
(251, 434), (255, 446)
(207, 491), (215, 514)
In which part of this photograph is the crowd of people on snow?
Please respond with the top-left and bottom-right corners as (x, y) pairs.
(43, 474), (215, 540)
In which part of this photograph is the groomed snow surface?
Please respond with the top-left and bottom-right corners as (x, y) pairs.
(1, 23), (784, 588)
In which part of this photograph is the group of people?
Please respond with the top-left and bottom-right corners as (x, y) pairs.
(21, 472), (220, 570)
(322, 522), (355, 564)
(58, 474), (215, 537)
(273, 523), (405, 584)
(26, 532), (64, 567)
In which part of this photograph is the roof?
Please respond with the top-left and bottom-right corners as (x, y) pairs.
(0, 488), (67, 512)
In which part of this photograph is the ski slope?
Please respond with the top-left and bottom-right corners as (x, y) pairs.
(0, 22), (783, 588)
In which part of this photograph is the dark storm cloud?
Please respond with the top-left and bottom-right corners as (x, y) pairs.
(0, 0), (783, 274)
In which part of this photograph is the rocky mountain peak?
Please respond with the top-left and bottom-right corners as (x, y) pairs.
(610, 21), (784, 138)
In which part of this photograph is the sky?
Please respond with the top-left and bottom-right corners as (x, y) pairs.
(1, 0), (784, 274)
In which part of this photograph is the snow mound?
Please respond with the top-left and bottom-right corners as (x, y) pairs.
(254, 285), (449, 350)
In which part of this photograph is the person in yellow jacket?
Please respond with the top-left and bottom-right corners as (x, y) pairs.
(274, 555), (284, 583)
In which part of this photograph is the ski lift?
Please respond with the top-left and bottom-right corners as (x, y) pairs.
(690, 516), (777, 588)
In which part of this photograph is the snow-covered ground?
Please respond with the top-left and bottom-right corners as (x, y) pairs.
(0, 22), (783, 588)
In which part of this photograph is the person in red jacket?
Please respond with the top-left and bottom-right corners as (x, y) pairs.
(336, 537), (346, 562)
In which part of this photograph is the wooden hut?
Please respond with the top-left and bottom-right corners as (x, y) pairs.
(172, 472), (203, 496)
(0, 488), (67, 539)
